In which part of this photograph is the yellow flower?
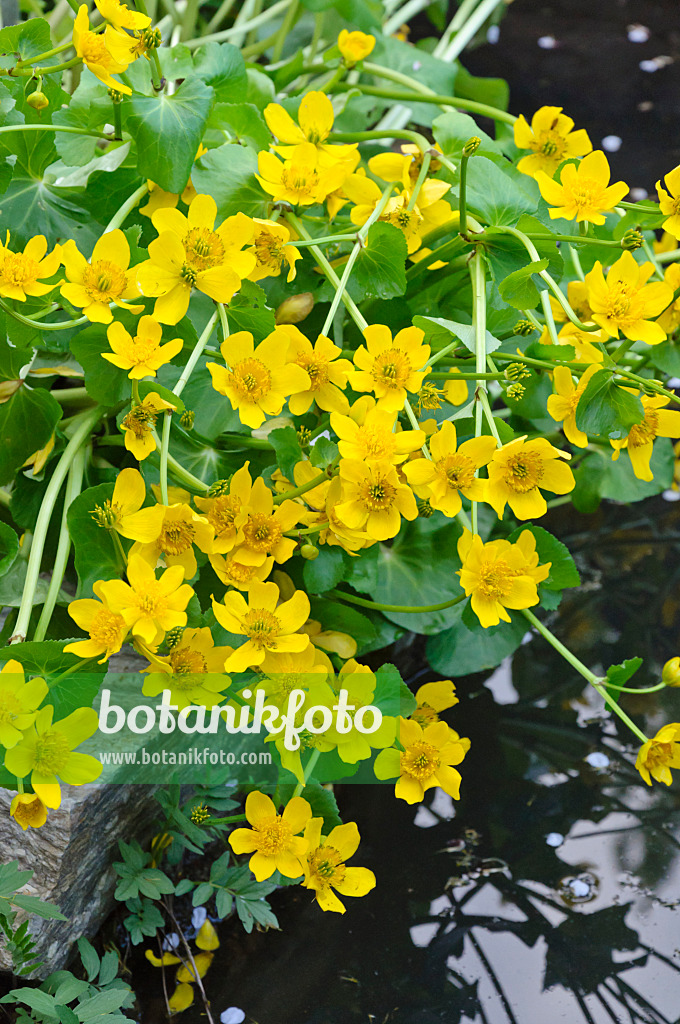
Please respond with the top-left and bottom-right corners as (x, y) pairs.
(535, 150), (628, 224)
(544, 321), (604, 364)
(584, 251), (674, 344)
(140, 146), (209, 219)
(64, 584), (129, 662)
(130, 503), (214, 578)
(94, 0), (151, 30)
(103, 315), (183, 379)
(654, 230), (678, 255)
(207, 329), (310, 429)
(228, 791), (312, 881)
(302, 817), (376, 913)
(369, 143), (444, 191)
(546, 363), (600, 447)
(72, 6), (132, 94)
(457, 529), (550, 628)
(514, 105), (592, 178)
(332, 403), (425, 464)
(549, 280), (593, 324)
(137, 194), (256, 325)
(120, 391), (178, 461)
(374, 717), (467, 804)
(0, 660), (48, 749)
(0, 234), (60, 301)
(97, 554), (194, 647)
(102, 24), (155, 66)
(335, 459), (418, 541)
(256, 143), (348, 207)
(90, 467), (166, 545)
(277, 326), (353, 415)
(610, 393), (680, 481)
(4, 705), (101, 808)
(233, 474), (300, 567)
(10, 792), (48, 830)
(635, 723), (680, 785)
(248, 218), (301, 283)
(140, 627), (232, 710)
(350, 324), (430, 411)
(656, 165), (680, 239)
(60, 230), (142, 324)
(345, 175), (452, 254)
(411, 680), (458, 727)
(194, 464), (252, 555)
(338, 29), (375, 65)
(657, 263), (680, 335)
(264, 91), (355, 160)
(209, 553), (274, 590)
(212, 580), (310, 672)
(22, 434), (55, 476)
(486, 436), (575, 520)
(403, 421), (497, 517)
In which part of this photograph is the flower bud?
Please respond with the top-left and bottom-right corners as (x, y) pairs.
(662, 656), (680, 687)
(621, 229), (643, 251)
(462, 136), (481, 157)
(417, 499), (434, 518)
(208, 477), (232, 497)
(338, 29), (376, 66)
(165, 626), (185, 649)
(180, 409), (195, 429)
(275, 292), (314, 325)
(300, 543), (319, 560)
(142, 26), (163, 50)
(513, 319), (535, 336)
(26, 90), (49, 111)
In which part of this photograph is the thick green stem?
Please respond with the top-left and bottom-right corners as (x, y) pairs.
(0, 123), (110, 139)
(272, 0), (299, 62)
(327, 128), (429, 154)
(33, 446), (86, 643)
(470, 248), (488, 533)
(184, 0), (290, 47)
(0, 298), (88, 332)
(10, 408), (102, 645)
(274, 467), (332, 504)
(292, 747), (321, 797)
(330, 80), (515, 125)
(105, 182), (150, 233)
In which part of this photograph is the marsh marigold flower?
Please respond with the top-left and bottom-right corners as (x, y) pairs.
(233, 473), (301, 567)
(584, 251), (673, 345)
(535, 150), (628, 224)
(212, 580), (310, 672)
(543, 321), (604, 364)
(64, 583), (129, 662)
(90, 467), (165, 541)
(94, 0), (150, 30)
(278, 326), (353, 416)
(256, 143), (348, 207)
(137, 194), (256, 325)
(4, 705), (101, 808)
(374, 717), (468, 804)
(0, 660), (48, 749)
(656, 164), (680, 239)
(264, 91), (355, 160)
(228, 791), (312, 881)
(193, 463), (252, 555)
(120, 391), (177, 461)
(72, 5), (133, 93)
(486, 436), (575, 520)
(610, 393), (680, 481)
(350, 324), (430, 411)
(332, 402), (425, 464)
(514, 105), (592, 178)
(403, 421), (497, 517)
(345, 175), (451, 254)
(207, 329), (310, 429)
(635, 723), (680, 786)
(141, 627), (232, 710)
(103, 315), (183, 379)
(130, 503), (214, 579)
(97, 554), (194, 647)
(0, 234), (60, 302)
(60, 230), (142, 324)
(457, 529), (550, 628)
(302, 818), (376, 913)
(248, 219), (301, 283)
(657, 263), (680, 335)
(10, 792), (48, 830)
(338, 29), (375, 65)
(335, 459), (418, 541)
(546, 364), (600, 447)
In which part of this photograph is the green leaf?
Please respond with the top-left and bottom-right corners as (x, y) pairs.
(298, 782), (342, 830)
(192, 143), (268, 220)
(427, 605), (527, 676)
(354, 222), (407, 300)
(193, 42), (247, 102)
(67, 483), (121, 598)
(433, 110), (503, 161)
(498, 259), (550, 310)
(11, 894), (66, 921)
(574, 368), (645, 440)
(507, 524), (580, 591)
(77, 938), (100, 981)
(372, 662), (416, 718)
(310, 597), (377, 655)
(0, 384), (61, 486)
(0, 640), (105, 718)
(269, 426), (303, 479)
(303, 546), (349, 594)
(604, 657), (643, 704)
(125, 78), (214, 193)
(0, 989), (58, 1015)
(0, 521), (19, 581)
(464, 156), (540, 228)
(369, 35), (456, 126)
(75, 988), (132, 1021)
(486, 214), (564, 285)
(207, 102), (270, 151)
(412, 315), (502, 356)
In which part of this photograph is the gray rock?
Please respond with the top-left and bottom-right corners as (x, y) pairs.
(0, 782), (159, 978)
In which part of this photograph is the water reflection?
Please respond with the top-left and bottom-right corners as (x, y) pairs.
(175, 502), (680, 1024)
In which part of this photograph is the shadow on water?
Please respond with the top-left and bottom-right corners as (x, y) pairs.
(167, 499), (680, 1024)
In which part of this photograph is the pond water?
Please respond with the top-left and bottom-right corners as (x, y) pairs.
(155, 498), (680, 1024)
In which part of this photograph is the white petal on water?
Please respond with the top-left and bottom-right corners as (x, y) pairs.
(191, 906), (208, 930)
(537, 35), (558, 49)
(220, 1009), (246, 1024)
(601, 135), (622, 152)
(546, 832), (564, 848)
(627, 24), (651, 43)
(585, 751), (610, 769)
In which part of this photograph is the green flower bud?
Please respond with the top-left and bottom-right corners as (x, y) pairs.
(662, 656), (680, 687)
(621, 229), (643, 251)
(208, 477), (233, 497)
(300, 542), (319, 560)
(26, 91), (49, 111)
(462, 136), (481, 157)
(513, 320), (535, 336)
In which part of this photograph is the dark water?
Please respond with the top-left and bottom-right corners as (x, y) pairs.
(148, 498), (680, 1024)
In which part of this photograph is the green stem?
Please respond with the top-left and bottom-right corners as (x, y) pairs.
(292, 748), (321, 797)
(33, 446), (86, 643)
(527, 232), (629, 247)
(284, 521), (330, 537)
(105, 181), (149, 232)
(272, 0), (299, 62)
(327, 128), (429, 154)
(0, 123), (110, 139)
(2, 57), (82, 77)
(10, 408), (102, 645)
(207, 0), (238, 32)
(180, 0), (200, 41)
(470, 247), (488, 532)
(327, 588), (465, 614)
(274, 467), (332, 504)
(331, 80), (516, 125)
(202, 812), (247, 826)
(15, 41), (72, 67)
(184, 0), (291, 47)
(604, 681), (666, 694)
(112, 98), (123, 142)
(0, 298), (88, 332)
(458, 149), (471, 236)
(406, 151), (431, 212)
(159, 412), (171, 507)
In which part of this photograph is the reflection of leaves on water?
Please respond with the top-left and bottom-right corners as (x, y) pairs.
(543, 904), (644, 991)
